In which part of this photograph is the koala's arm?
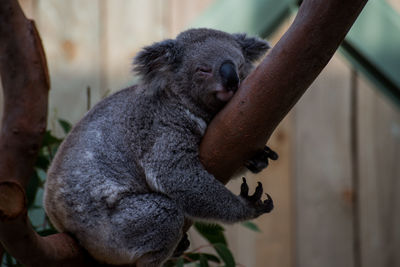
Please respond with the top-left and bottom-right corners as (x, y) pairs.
(140, 132), (271, 223)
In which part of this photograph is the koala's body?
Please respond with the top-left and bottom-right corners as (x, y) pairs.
(44, 28), (276, 266)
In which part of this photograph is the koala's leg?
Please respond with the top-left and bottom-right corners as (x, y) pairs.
(79, 193), (184, 267)
(125, 194), (185, 267)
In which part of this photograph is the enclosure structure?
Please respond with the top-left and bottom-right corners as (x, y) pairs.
(1, 0), (399, 267)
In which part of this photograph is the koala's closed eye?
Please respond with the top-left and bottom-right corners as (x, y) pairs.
(195, 66), (212, 74)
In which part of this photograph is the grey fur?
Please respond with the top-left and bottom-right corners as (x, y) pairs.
(44, 28), (270, 267)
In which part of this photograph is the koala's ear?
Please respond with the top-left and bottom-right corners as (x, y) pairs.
(133, 39), (182, 80)
(233, 33), (270, 62)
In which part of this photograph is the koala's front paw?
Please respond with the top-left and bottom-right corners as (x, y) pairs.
(240, 177), (273, 216)
(245, 145), (278, 173)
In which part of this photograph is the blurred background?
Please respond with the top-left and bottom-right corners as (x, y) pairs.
(1, 0), (399, 266)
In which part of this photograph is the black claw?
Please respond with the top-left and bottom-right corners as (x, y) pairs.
(240, 177), (249, 197)
(262, 193), (274, 212)
(245, 160), (266, 173)
(245, 145), (278, 173)
(250, 182), (263, 202)
(264, 147), (278, 160)
(239, 180), (274, 215)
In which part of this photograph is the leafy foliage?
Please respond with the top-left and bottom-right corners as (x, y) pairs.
(166, 220), (261, 266)
(241, 221), (261, 232)
(213, 243), (235, 267)
(58, 119), (72, 134)
(193, 222), (227, 246)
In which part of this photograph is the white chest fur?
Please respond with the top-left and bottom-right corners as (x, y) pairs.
(184, 109), (207, 135)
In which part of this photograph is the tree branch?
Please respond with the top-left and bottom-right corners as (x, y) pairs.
(0, 0), (367, 265)
(199, 0), (368, 183)
(0, 1), (48, 189)
(0, 1), (93, 266)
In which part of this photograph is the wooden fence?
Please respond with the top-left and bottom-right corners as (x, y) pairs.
(0, 1), (399, 266)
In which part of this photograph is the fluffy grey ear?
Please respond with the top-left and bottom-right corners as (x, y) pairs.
(133, 39), (182, 82)
(233, 33), (270, 62)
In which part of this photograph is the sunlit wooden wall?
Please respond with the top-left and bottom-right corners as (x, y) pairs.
(0, 1), (399, 267)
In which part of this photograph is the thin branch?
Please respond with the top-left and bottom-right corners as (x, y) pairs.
(199, 0), (368, 183)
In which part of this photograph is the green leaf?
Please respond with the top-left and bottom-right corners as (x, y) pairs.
(30, 204), (43, 209)
(44, 215), (57, 231)
(199, 254), (209, 267)
(5, 252), (14, 265)
(213, 243), (235, 267)
(176, 258), (184, 267)
(163, 257), (185, 267)
(242, 221), (261, 232)
(58, 118), (72, 134)
(37, 228), (58, 236)
(50, 144), (60, 160)
(42, 130), (62, 146)
(26, 171), (40, 207)
(194, 222), (227, 246)
(36, 168), (47, 183)
(185, 253), (220, 263)
(4, 252), (22, 266)
(35, 153), (50, 170)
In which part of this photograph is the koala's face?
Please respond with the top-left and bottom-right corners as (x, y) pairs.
(133, 28), (270, 116)
(178, 34), (247, 112)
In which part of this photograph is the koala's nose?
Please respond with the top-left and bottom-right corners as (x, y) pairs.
(219, 61), (239, 91)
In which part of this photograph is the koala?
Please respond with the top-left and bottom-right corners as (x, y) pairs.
(44, 28), (278, 267)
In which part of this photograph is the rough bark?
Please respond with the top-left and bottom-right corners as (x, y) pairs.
(0, 0), (367, 265)
(0, 0), (92, 266)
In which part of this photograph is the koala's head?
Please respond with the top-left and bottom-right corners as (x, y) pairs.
(133, 28), (269, 117)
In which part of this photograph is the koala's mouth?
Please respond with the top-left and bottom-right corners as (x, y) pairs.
(216, 90), (234, 102)
(213, 84), (236, 102)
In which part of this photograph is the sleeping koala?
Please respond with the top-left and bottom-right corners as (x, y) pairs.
(44, 28), (277, 267)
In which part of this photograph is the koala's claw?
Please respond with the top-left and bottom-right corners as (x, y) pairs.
(240, 177), (273, 214)
(240, 177), (249, 198)
(245, 145), (279, 173)
(261, 193), (274, 213)
(264, 146), (278, 160)
(249, 182), (263, 202)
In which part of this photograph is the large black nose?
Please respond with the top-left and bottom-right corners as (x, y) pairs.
(219, 61), (239, 91)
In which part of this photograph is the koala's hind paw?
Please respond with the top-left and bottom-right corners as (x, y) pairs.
(172, 233), (190, 257)
(245, 145), (278, 173)
(240, 177), (273, 215)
